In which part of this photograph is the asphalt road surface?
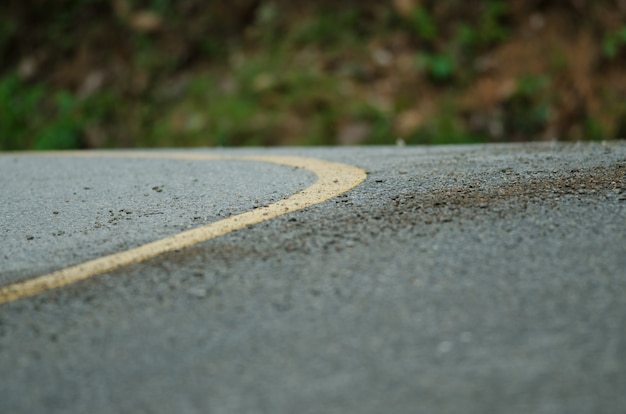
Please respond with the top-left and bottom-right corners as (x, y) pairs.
(1, 142), (625, 413)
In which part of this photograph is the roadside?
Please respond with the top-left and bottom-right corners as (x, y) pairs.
(2, 2), (626, 149)
(1, 142), (625, 413)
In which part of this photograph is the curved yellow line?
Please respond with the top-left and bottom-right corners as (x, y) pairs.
(0, 151), (366, 305)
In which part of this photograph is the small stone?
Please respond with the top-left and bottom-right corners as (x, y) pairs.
(437, 341), (453, 354)
(187, 287), (207, 298)
(460, 332), (473, 343)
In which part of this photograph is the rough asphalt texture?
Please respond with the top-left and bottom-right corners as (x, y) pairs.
(0, 156), (316, 284)
(1, 142), (625, 414)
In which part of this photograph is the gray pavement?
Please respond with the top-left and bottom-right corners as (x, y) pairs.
(0, 155), (316, 284)
(1, 142), (625, 413)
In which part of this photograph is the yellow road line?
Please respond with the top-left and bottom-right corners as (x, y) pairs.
(0, 151), (366, 305)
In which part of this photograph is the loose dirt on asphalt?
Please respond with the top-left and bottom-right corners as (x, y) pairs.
(179, 160), (626, 262)
(386, 163), (626, 225)
(0, 142), (625, 414)
(0, 151), (365, 304)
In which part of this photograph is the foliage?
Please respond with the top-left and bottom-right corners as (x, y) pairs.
(0, 1), (624, 150)
(0, 73), (117, 150)
(504, 75), (552, 140)
(603, 27), (626, 59)
(417, 52), (456, 82)
(410, 6), (437, 40)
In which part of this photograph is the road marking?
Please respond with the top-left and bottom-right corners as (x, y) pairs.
(0, 151), (366, 305)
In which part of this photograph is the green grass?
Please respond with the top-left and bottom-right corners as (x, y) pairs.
(0, 73), (119, 150)
(1, 2), (624, 150)
(603, 27), (626, 59)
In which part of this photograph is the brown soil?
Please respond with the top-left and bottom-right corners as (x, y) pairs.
(2, 1), (626, 146)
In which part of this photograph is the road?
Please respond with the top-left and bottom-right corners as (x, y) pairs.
(1, 142), (625, 413)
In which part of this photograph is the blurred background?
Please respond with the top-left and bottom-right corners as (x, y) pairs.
(1, 0), (625, 150)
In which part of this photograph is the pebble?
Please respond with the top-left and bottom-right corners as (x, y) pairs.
(187, 287), (207, 298)
(437, 341), (453, 354)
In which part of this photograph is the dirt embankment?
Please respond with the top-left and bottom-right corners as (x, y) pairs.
(1, 1), (625, 149)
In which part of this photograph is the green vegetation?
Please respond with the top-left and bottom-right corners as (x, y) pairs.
(603, 27), (626, 59)
(505, 75), (552, 139)
(0, 74), (117, 150)
(1, 1), (625, 150)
